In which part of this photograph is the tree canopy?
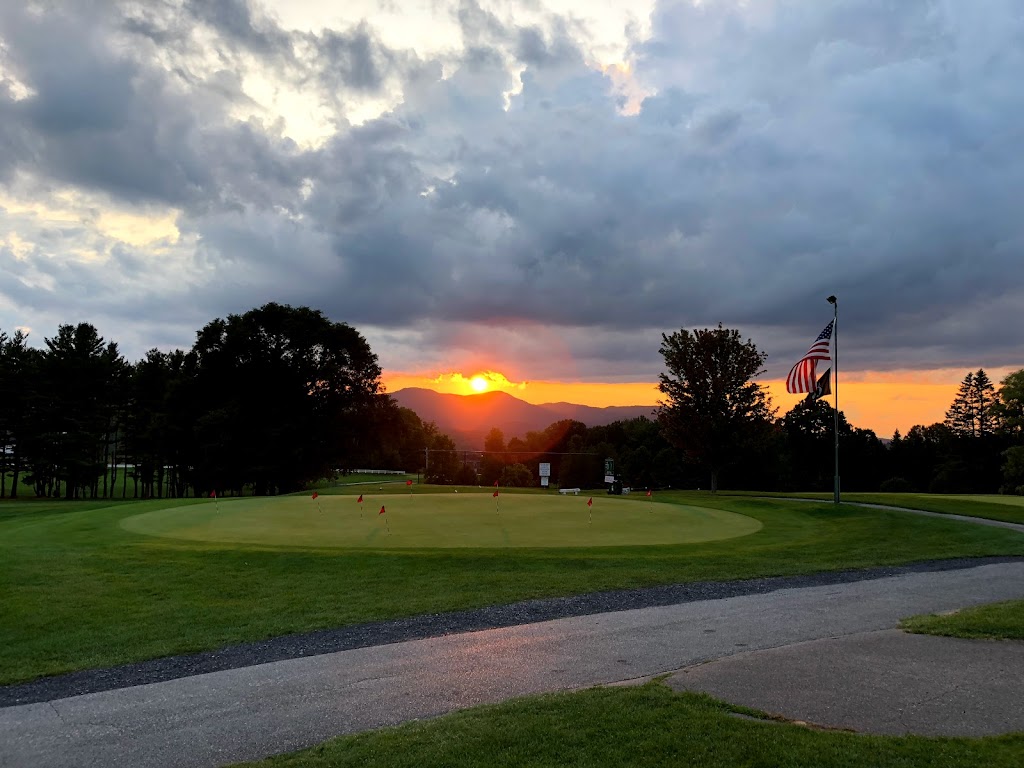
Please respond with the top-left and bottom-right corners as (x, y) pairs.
(0, 304), (417, 499)
(657, 324), (775, 492)
(190, 303), (383, 494)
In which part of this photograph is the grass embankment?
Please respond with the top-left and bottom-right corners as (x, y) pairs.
(722, 491), (1024, 525)
(901, 600), (1024, 640)
(2, 490), (1023, 685)
(233, 683), (1024, 768)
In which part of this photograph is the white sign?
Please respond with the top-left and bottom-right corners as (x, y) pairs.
(539, 463), (551, 477)
(540, 476), (549, 487)
(604, 475), (615, 484)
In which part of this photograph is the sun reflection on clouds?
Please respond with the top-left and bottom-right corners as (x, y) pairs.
(426, 370), (528, 396)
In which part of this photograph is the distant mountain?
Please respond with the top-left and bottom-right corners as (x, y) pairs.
(391, 388), (656, 450)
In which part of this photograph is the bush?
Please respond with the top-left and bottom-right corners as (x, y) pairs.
(498, 463), (534, 488)
(879, 477), (913, 493)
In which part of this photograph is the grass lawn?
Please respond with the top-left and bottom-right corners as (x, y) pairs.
(723, 491), (1024, 525)
(901, 600), (1024, 640)
(122, 493), (761, 548)
(232, 682), (1024, 768)
(2, 489), (1023, 685)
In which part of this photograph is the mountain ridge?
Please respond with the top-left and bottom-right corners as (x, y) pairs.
(391, 387), (656, 450)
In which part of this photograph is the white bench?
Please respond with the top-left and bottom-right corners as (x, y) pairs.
(559, 488), (581, 495)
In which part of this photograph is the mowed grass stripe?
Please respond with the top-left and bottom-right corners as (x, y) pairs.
(120, 494), (762, 548)
(722, 491), (1024, 525)
(2, 491), (1023, 685)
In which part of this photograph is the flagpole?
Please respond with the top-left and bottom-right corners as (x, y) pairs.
(827, 295), (840, 504)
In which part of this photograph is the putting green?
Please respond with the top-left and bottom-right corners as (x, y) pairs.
(120, 493), (762, 549)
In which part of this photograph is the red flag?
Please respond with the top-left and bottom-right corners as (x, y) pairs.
(379, 505), (386, 515)
(646, 490), (652, 498)
(494, 480), (499, 487)
(311, 491), (319, 499)
(493, 489), (499, 498)
(406, 479), (413, 486)
(209, 490), (216, 498)
(357, 494), (363, 503)
(587, 497), (593, 507)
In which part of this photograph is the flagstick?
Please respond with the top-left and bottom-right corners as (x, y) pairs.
(316, 499), (323, 514)
(827, 295), (840, 504)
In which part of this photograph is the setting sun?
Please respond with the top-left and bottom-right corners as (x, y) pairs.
(470, 375), (489, 393)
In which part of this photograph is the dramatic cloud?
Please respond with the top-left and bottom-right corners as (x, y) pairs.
(0, 0), (1021, 384)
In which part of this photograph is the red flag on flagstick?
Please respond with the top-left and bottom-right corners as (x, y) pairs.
(646, 490), (652, 498)
(379, 505), (386, 515)
(357, 494), (363, 503)
(406, 479), (413, 486)
(311, 491), (319, 499)
(493, 490), (499, 498)
(209, 490), (216, 498)
(494, 480), (499, 487)
(587, 497), (593, 506)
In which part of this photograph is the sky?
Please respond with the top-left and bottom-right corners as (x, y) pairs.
(1, 0), (1022, 439)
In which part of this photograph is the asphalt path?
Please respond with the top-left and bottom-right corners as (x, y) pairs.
(3, 560), (1023, 768)
(669, 629), (1024, 736)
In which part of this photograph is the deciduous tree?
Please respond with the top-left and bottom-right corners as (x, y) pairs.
(993, 369), (1024, 437)
(657, 325), (774, 492)
(190, 303), (383, 494)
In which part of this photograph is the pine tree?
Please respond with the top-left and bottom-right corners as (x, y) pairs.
(945, 372), (976, 437)
(972, 369), (997, 437)
(944, 370), (999, 438)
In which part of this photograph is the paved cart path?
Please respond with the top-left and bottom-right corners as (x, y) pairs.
(3, 561), (1023, 768)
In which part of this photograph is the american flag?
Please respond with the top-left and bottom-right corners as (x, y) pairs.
(786, 320), (834, 394)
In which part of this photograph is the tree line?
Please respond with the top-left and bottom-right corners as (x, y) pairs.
(3, 313), (1021, 498)
(0, 304), (454, 499)
(458, 329), (1024, 495)
(653, 326), (1024, 495)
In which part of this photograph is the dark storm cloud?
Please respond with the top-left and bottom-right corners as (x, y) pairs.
(1, 0), (1022, 380)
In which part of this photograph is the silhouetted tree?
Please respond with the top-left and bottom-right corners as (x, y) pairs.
(28, 324), (126, 499)
(946, 369), (998, 438)
(994, 369), (1024, 438)
(780, 399), (852, 491)
(190, 303), (383, 494)
(657, 325), (775, 492)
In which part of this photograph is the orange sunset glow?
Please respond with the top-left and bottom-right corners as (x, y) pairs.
(382, 367), (1019, 439)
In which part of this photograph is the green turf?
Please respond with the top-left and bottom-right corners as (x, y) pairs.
(232, 682), (1024, 768)
(901, 600), (1024, 640)
(121, 494), (761, 548)
(723, 491), (1024, 525)
(1, 490), (1022, 685)
(939, 495), (1024, 507)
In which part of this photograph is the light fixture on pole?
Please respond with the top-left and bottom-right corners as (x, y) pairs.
(826, 295), (839, 504)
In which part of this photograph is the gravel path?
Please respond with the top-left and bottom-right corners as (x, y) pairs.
(3, 555), (1020, 708)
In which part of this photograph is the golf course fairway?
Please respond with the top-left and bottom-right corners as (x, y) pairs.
(120, 493), (763, 548)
